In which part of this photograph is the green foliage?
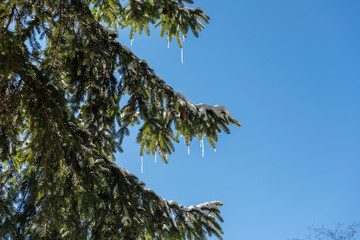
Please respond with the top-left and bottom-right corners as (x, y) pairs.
(0, 0), (239, 239)
(90, 0), (210, 46)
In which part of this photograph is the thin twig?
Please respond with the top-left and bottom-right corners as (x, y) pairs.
(5, 4), (16, 31)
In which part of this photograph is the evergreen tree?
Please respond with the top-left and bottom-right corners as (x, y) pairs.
(0, 0), (240, 239)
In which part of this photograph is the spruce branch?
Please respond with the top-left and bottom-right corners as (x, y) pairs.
(0, 0), (240, 238)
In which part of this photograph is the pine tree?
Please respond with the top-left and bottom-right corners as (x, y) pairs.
(0, 0), (240, 239)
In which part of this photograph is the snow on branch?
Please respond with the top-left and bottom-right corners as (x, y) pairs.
(86, 3), (240, 159)
(117, 42), (240, 127)
(92, 156), (224, 237)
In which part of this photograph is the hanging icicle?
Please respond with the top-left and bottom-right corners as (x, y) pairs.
(214, 148), (216, 152)
(154, 153), (157, 163)
(141, 156), (143, 174)
(167, 40), (170, 48)
(201, 139), (205, 157)
(200, 139), (205, 157)
(188, 146), (190, 155)
(131, 39), (134, 46)
(181, 48), (183, 64)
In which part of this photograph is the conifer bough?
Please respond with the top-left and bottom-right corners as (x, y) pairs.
(0, 0), (240, 239)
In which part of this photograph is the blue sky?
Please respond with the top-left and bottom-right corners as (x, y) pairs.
(115, 0), (360, 239)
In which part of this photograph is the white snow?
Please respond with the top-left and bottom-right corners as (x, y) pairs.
(168, 200), (176, 206)
(199, 104), (234, 121)
(99, 166), (111, 173)
(187, 205), (209, 216)
(196, 201), (220, 210)
(46, 80), (59, 91)
(80, 144), (93, 154)
(93, 159), (104, 164)
(183, 8), (190, 16)
(197, 105), (208, 121)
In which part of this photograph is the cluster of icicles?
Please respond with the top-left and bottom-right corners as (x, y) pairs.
(140, 138), (216, 174)
(130, 35), (185, 64)
(132, 36), (216, 173)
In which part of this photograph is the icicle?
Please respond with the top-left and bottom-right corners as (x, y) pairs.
(167, 40), (170, 48)
(188, 146), (190, 155)
(181, 48), (183, 64)
(214, 148), (216, 152)
(141, 156), (143, 174)
(131, 39), (134, 46)
(154, 153), (157, 163)
(182, 35), (185, 42)
(201, 139), (204, 158)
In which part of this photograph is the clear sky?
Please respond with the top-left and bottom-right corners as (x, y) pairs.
(115, 0), (360, 239)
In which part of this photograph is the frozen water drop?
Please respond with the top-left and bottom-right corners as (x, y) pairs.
(141, 156), (143, 174)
